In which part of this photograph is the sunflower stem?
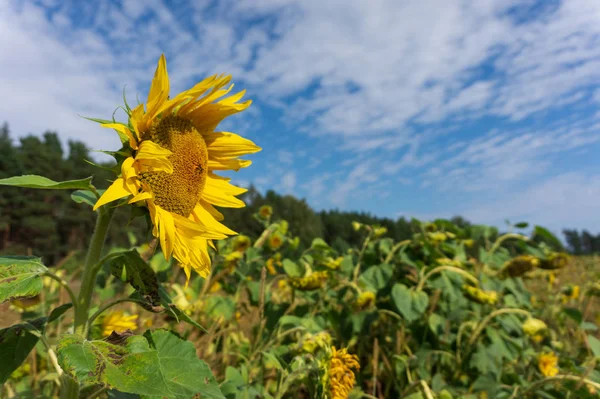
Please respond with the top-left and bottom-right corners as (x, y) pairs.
(74, 205), (115, 336)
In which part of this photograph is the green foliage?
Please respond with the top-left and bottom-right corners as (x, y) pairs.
(0, 175), (93, 190)
(0, 256), (47, 303)
(57, 330), (224, 398)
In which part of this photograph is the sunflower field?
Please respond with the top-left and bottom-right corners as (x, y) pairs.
(1, 55), (600, 399)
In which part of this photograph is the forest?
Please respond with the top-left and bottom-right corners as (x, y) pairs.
(1, 122), (597, 265)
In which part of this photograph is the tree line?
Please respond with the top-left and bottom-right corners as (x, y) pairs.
(0, 123), (596, 264)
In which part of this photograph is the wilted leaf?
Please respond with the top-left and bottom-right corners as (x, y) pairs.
(57, 329), (224, 399)
(0, 175), (93, 190)
(0, 256), (48, 304)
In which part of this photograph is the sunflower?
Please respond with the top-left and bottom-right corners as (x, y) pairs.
(101, 310), (138, 337)
(93, 55), (260, 283)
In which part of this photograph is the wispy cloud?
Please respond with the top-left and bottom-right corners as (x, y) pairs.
(1, 0), (599, 230)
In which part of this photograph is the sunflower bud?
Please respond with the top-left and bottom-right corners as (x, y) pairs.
(258, 205), (273, 219)
(354, 291), (377, 311)
(522, 318), (547, 337)
(539, 252), (569, 270)
(290, 271), (329, 291)
(299, 331), (332, 354)
(373, 226), (387, 237)
(323, 256), (344, 270)
(428, 232), (447, 242)
(352, 221), (362, 231)
(462, 285), (498, 305)
(268, 232), (284, 250)
(499, 255), (539, 278)
(233, 235), (251, 252)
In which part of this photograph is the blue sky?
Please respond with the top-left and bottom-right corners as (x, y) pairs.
(1, 0), (600, 233)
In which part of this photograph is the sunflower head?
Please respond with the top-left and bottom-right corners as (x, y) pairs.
(538, 352), (559, 377)
(324, 347), (360, 399)
(92, 55), (260, 284)
(101, 310), (138, 337)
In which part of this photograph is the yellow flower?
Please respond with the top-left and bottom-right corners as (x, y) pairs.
(325, 347), (360, 399)
(92, 55), (260, 284)
(354, 291), (376, 311)
(547, 272), (556, 285)
(462, 285), (498, 305)
(538, 352), (559, 377)
(233, 235), (251, 252)
(436, 257), (463, 268)
(373, 226), (387, 237)
(522, 318), (547, 337)
(290, 271), (329, 291)
(351, 221), (362, 231)
(427, 232), (447, 242)
(561, 284), (580, 303)
(224, 251), (243, 274)
(323, 256), (344, 270)
(268, 232), (284, 250)
(462, 239), (475, 248)
(209, 281), (222, 293)
(258, 205), (273, 219)
(101, 310), (138, 337)
(272, 279), (293, 304)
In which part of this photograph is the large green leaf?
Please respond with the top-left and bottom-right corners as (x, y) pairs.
(0, 175), (93, 190)
(392, 284), (418, 322)
(57, 329), (225, 399)
(0, 318), (45, 384)
(107, 250), (162, 308)
(0, 256), (48, 304)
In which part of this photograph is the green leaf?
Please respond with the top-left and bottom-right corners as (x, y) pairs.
(514, 222), (529, 229)
(0, 318), (46, 384)
(0, 256), (48, 304)
(392, 284), (418, 322)
(57, 330), (225, 399)
(283, 259), (304, 278)
(108, 250), (161, 307)
(48, 303), (74, 323)
(0, 175), (93, 190)
(588, 335), (600, 358)
(563, 307), (583, 325)
(533, 226), (564, 251)
(360, 264), (393, 291)
(411, 291), (429, 315)
(71, 189), (104, 207)
(311, 238), (330, 251)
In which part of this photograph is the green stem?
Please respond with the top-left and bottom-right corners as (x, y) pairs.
(384, 239), (411, 264)
(73, 206), (115, 336)
(467, 308), (530, 347)
(488, 233), (528, 255)
(61, 206), (114, 399)
(353, 229), (373, 282)
(416, 265), (479, 292)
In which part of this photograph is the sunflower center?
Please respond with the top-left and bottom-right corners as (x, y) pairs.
(139, 116), (208, 217)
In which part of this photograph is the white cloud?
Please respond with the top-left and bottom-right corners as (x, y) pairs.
(279, 171), (297, 194)
(462, 173), (600, 232)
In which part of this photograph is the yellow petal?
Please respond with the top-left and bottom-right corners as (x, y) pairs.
(207, 158), (252, 171)
(101, 123), (139, 149)
(128, 191), (153, 204)
(93, 178), (131, 211)
(205, 132), (261, 158)
(135, 140), (174, 174)
(173, 213), (229, 240)
(202, 174), (247, 208)
(146, 54), (170, 120)
(199, 199), (224, 221)
(155, 205), (175, 259)
(191, 203), (237, 236)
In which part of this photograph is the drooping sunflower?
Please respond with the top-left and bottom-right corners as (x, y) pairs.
(93, 54), (260, 282)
